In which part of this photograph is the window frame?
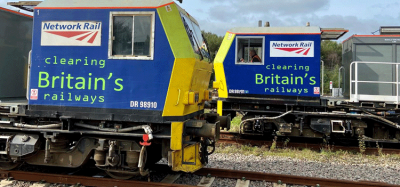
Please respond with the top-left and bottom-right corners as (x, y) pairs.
(235, 36), (265, 65)
(108, 11), (155, 60)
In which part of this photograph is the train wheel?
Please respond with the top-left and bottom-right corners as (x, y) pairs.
(0, 155), (20, 170)
(105, 171), (136, 180)
(0, 161), (20, 170)
(145, 144), (161, 167)
(105, 147), (148, 179)
(240, 115), (254, 134)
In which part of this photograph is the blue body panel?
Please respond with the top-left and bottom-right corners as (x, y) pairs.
(29, 9), (174, 111)
(224, 34), (321, 98)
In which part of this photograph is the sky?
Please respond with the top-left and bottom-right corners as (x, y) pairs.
(178, 0), (400, 40)
(1, 0), (399, 41)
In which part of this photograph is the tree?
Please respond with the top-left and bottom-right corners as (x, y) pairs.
(320, 40), (342, 94)
(202, 31), (224, 61)
(201, 31), (223, 88)
(321, 40), (342, 68)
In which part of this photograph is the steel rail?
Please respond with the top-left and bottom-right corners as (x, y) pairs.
(195, 168), (400, 187)
(219, 132), (400, 155)
(0, 170), (195, 187)
(1, 165), (398, 187)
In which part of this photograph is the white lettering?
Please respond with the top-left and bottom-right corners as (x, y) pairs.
(130, 101), (157, 109)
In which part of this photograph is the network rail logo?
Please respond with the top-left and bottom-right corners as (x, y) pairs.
(270, 41), (314, 57)
(41, 21), (102, 46)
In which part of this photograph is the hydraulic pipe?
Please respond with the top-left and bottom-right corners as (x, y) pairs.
(74, 123), (153, 140)
(13, 123), (61, 129)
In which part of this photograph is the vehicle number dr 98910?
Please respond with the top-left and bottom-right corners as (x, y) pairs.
(130, 101), (157, 109)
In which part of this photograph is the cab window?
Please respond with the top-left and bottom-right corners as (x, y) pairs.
(236, 37), (264, 65)
(191, 21), (211, 59)
(109, 12), (155, 60)
(180, 12), (210, 60)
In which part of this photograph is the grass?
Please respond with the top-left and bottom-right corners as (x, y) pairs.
(215, 143), (400, 167)
(229, 114), (242, 132)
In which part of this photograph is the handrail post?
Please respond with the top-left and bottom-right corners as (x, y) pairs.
(338, 66), (344, 96)
(397, 64), (399, 105)
(350, 62), (353, 101)
(321, 60), (324, 96)
(355, 62), (358, 102)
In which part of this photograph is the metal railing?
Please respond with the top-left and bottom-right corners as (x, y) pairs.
(350, 61), (399, 104)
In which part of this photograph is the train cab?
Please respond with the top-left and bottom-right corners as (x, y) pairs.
(0, 0), (225, 179)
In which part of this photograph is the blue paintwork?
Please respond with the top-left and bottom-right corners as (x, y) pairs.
(224, 34), (321, 97)
(29, 9), (174, 111)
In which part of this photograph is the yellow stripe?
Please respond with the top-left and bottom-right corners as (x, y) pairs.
(158, 4), (195, 117)
(163, 58), (196, 116)
(157, 3), (194, 59)
(158, 4), (213, 117)
(217, 100), (223, 116)
(170, 122), (183, 150)
(158, 5), (209, 173)
(214, 32), (235, 98)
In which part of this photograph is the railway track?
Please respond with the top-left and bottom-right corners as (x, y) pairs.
(0, 170), (189, 187)
(196, 168), (400, 187)
(0, 165), (398, 187)
(0, 132), (396, 187)
(218, 131), (400, 155)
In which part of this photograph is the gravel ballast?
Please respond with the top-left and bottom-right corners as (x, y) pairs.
(5, 153), (400, 186)
(203, 153), (400, 185)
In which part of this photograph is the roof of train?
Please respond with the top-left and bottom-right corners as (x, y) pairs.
(34, 0), (200, 27)
(342, 34), (400, 43)
(228, 26), (321, 35)
(0, 7), (33, 18)
(35, 0), (174, 8)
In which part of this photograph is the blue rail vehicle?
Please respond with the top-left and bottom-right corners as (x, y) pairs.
(215, 27), (321, 103)
(0, 0), (225, 179)
(213, 26), (347, 137)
